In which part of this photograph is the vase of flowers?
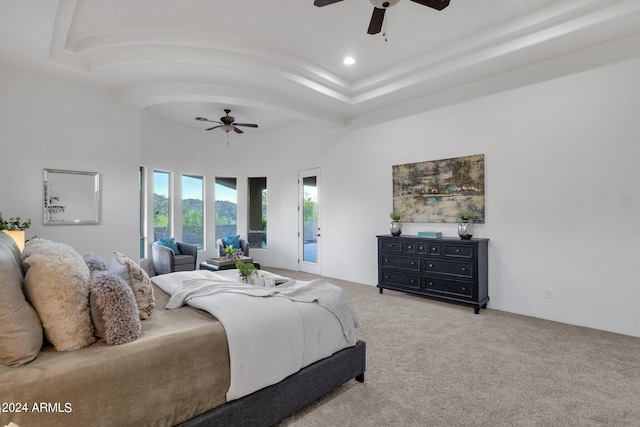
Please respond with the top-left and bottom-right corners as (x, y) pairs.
(458, 212), (474, 239)
(389, 211), (402, 236)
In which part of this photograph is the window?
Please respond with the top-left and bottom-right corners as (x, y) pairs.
(215, 177), (237, 241)
(182, 175), (204, 250)
(153, 170), (171, 241)
(248, 177), (267, 248)
(139, 166), (147, 258)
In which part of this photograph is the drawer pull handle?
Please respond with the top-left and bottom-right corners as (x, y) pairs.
(456, 249), (460, 253)
(411, 262), (415, 265)
(428, 264), (433, 268)
(461, 267), (466, 271)
(407, 245), (412, 249)
(419, 246), (424, 250)
(428, 282), (434, 286)
(431, 247), (436, 251)
(411, 279), (415, 283)
(462, 287), (466, 291)
(385, 275), (389, 279)
(385, 258), (390, 262)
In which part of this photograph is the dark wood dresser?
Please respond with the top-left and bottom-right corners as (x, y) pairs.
(377, 235), (489, 313)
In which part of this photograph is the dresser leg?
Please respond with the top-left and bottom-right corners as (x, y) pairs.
(474, 305), (480, 314)
(379, 287), (383, 294)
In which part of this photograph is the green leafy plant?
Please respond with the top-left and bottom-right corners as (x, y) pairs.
(389, 211), (402, 221)
(236, 260), (256, 282)
(0, 212), (31, 231)
(459, 212), (473, 222)
(224, 244), (235, 256)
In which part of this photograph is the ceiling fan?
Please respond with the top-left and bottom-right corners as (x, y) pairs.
(195, 109), (258, 134)
(314, 0), (450, 35)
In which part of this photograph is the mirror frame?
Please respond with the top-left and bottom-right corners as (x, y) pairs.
(43, 169), (100, 225)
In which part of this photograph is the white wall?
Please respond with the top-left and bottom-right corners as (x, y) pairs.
(0, 67), (140, 260)
(318, 57), (640, 337)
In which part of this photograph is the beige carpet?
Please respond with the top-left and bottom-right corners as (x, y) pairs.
(266, 268), (640, 427)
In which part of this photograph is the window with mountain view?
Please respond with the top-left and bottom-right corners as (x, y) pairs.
(153, 170), (171, 241)
(182, 174), (204, 249)
(215, 177), (237, 242)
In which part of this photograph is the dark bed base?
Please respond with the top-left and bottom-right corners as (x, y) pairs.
(179, 340), (366, 427)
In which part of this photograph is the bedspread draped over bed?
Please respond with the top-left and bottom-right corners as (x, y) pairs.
(152, 270), (360, 401)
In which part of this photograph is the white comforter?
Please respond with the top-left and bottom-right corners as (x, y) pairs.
(151, 270), (359, 400)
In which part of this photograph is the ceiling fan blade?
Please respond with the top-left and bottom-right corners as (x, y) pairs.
(196, 117), (221, 124)
(206, 125), (222, 131)
(368, 7), (385, 35)
(233, 127), (244, 134)
(314, 0), (343, 6)
(408, 0), (450, 10)
(234, 123), (258, 128)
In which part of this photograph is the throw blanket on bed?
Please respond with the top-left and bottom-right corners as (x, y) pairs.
(167, 278), (360, 345)
(163, 275), (360, 400)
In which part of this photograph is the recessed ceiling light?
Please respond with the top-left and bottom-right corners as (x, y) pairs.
(343, 56), (355, 65)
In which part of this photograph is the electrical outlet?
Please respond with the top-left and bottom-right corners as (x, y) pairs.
(545, 288), (554, 299)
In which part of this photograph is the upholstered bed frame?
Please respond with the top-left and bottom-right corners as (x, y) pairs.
(181, 340), (366, 427)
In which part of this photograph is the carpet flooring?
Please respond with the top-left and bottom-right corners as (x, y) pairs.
(267, 268), (640, 427)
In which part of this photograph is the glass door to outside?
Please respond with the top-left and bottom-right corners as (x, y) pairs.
(299, 168), (320, 274)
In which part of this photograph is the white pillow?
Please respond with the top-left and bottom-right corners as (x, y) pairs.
(108, 252), (155, 320)
(22, 239), (94, 352)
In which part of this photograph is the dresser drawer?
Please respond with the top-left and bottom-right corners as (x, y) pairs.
(379, 239), (403, 254)
(380, 270), (420, 290)
(422, 277), (473, 299)
(381, 255), (421, 272)
(444, 244), (474, 258)
(424, 259), (473, 278)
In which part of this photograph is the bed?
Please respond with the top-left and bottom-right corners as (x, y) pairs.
(0, 232), (366, 427)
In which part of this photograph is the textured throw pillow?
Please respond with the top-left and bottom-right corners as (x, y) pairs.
(89, 271), (141, 345)
(22, 239), (95, 352)
(0, 233), (43, 367)
(224, 234), (241, 249)
(83, 252), (108, 273)
(108, 252), (155, 320)
(158, 237), (180, 255)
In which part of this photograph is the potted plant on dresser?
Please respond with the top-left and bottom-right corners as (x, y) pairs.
(458, 211), (474, 239)
(389, 211), (402, 236)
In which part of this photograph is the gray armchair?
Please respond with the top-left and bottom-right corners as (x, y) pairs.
(152, 241), (198, 275)
(215, 237), (249, 258)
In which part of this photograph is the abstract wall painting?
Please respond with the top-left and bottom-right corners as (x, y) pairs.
(392, 154), (485, 223)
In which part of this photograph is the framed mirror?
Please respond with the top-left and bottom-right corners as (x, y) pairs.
(44, 169), (100, 225)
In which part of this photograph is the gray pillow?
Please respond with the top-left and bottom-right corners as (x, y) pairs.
(83, 252), (108, 273)
(89, 271), (141, 345)
(0, 233), (43, 367)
